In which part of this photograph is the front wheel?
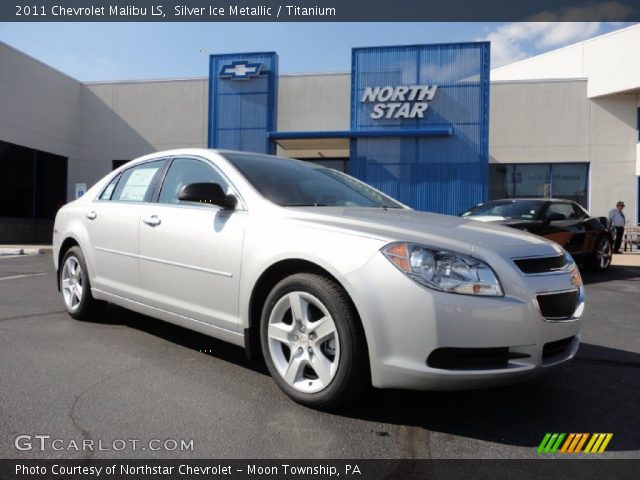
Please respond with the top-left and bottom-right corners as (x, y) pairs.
(589, 235), (612, 272)
(60, 246), (106, 320)
(260, 273), (369, 409)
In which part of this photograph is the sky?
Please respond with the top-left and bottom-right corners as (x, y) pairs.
(0, 22), (635, 82)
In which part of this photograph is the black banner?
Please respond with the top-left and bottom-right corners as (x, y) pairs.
(2, 0), (640, 22)
(0, 460), (639, 480)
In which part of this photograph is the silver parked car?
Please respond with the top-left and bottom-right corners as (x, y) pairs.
(53, 149), (584, 408)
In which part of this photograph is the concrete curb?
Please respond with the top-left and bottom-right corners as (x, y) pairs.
(0, 246), (52, 256)
(612, 252), (640, 268)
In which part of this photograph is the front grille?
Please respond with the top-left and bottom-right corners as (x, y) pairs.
(536, 291), (579, 320)
(514, 255), (568, 274)
(427, 347), (530, 370)
(543, 336), (575, 361)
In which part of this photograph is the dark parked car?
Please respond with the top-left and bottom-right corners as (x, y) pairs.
(461, 199), (613, 271)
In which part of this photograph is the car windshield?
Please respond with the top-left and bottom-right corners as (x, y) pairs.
(461, 200), (545, 220)
(222, 152), (405, 208)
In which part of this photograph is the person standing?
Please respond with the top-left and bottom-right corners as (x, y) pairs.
(608, 201), (626, 253)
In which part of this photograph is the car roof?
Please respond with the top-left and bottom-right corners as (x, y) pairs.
(483, 198), (575, 204)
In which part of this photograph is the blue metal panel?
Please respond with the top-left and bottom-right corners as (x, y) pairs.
(350, 43), (490, 215)
(269, 128), (452, 140)
(270, 131), (352, 140)
(208, 52), (278, 154)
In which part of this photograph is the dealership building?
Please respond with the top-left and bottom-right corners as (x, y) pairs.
(1, 24), (639, 243)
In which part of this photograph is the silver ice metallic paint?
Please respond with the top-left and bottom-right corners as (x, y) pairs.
(53, 149), (583, 397)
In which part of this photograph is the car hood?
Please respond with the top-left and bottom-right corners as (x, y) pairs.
(284, 207), (559, 258)
(465, 216), (533, 229)
(462, 215), (506, 223)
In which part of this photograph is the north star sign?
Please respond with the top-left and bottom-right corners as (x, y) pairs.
(361, 85), (438, 119)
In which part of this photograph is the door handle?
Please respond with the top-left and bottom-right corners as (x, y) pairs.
(85, 210), (97, 220)
(142, 215), (161, 227)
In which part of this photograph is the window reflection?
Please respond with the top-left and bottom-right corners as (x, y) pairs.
(489, 163), (588, 208)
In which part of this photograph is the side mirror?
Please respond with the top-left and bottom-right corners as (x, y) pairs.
(542, 212), (565, 225)
(179, 182), (237, 210)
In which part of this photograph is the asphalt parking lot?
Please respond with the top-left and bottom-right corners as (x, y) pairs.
(0, 253), (638, 459)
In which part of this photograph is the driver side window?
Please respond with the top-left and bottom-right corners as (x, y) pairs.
(544, 203), (574, 221)
(159, 158), (229, 205)
(572, 204), (589, 219)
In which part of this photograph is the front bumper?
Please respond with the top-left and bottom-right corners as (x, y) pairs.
(343, 252), (583, 390)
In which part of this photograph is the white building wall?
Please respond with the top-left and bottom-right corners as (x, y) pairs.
(491, 24), (640, 98)
(490, 80), (591, 162)
(493, 44), (585, 82)
(0, 42), (80, 162)
(490, 79), (638, 220)
(277, 73), (350, 132)
(73, 79), (208, 196)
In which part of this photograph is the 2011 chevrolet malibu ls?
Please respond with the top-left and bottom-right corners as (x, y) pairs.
(53, 149), (584, 409)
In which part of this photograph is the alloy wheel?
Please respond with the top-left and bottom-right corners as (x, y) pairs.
(597, 238), (612, 270)
(61, 256), (84, 311)
(267, 291), (340, 394)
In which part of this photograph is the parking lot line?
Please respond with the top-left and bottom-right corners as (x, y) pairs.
(0, 272), (51, 281)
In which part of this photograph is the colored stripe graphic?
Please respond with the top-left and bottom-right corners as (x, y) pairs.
(573, 433), (589, 453)
(585, 433), (614, 453)
(559, 433), (575, 453)
(537, 433), (565, 453)
(598, 434), (614, 453)
(539, 433), (613, 454)
(537, 433), (552, 454)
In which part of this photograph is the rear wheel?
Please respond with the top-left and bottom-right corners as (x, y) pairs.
(589, 235), (612, 272)
(260, 273), (369, 409)
(60, 246), (106, 320)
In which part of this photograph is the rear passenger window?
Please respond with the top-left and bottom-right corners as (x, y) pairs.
(99, 174), (120, 201)
(111, 160), (164, 203)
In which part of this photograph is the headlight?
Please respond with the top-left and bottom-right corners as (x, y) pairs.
(563, 250), (583, 289)
(382, 242), (503, 296)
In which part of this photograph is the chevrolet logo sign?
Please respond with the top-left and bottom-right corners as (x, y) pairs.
(219, 61), (263, 80)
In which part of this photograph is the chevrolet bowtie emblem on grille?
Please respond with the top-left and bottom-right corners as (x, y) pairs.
(219, 61), (263, 80)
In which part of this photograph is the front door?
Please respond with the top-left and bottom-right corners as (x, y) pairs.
(138, 157), (247, 332)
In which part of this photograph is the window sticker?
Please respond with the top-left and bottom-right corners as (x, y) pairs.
(119, 167), (159, 201)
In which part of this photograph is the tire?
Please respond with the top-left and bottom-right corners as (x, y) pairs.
(60, 246), (106, 320)
(260, 273), (369, 409)
(589, 235), (612, 272)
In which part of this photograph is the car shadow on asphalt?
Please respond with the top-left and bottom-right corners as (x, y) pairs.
(581, 264), (640, 285)
(96, 304), (270, 376)
(336, 342), (640, 452)
(94, 306), (639, 452)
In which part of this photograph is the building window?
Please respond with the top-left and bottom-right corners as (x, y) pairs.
(112, 160), (129, 170)
(0, 139), (67, 219)
(300, 158), (349, 173)
(489, 163), (589, 208)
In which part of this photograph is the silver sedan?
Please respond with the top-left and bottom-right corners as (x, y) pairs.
(53, 149), (584, 408)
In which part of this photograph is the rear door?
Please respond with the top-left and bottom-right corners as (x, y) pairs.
(137, 156), (247, 332)
(85, 159), (165, 301)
